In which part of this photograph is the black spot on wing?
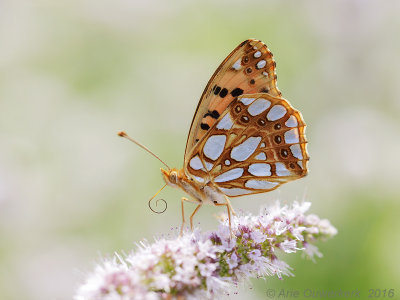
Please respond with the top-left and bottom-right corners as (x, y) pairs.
(214, 86), (221, 95)
(281, 149), (289, 158)
(230, 88), (243, 97)
(200, 123), (210, 130)
(204, 110), (220, 119)
(239, 40), (248, 47)
(219, 88), (228, 98)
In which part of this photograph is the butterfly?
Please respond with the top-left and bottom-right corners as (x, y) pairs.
(120, 39), (308, 233)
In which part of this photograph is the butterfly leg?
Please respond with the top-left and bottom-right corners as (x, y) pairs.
(180, 197), (188, 236)
(180, 197), (200, 235)
(189, 204), (202, 231)
(215, 202), (232, 235)
(224, 195), (237, 216)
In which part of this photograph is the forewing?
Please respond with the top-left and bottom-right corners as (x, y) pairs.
(184, 39), (281, 160)
(185, 93), (309, 197)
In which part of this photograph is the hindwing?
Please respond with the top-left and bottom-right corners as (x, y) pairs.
(185, 93), (309, 197)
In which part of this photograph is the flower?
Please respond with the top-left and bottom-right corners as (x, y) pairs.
(75, 201), (337, 299)
(226, 252), (239, 269)
(280, 240), (300, 253)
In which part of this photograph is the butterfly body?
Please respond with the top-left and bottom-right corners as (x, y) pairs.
(161, 168), (226, 205)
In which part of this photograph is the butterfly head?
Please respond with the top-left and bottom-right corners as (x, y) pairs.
(161, 168), (180, 187)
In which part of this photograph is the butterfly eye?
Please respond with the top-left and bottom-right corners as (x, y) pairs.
(274, 135), (282, 144)
(170, 172), (178, 183)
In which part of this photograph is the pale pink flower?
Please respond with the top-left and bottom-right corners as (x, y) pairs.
(75, 201), (337, 299)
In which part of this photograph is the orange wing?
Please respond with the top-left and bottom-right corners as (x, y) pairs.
(184, 39), (281, 162)
(185, 93), (309, 197)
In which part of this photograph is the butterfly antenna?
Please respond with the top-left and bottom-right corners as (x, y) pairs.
(148, 184), (168, 214)
(118, 131), (170, 169)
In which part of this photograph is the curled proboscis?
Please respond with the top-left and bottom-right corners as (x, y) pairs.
(148, 197), (167, 214)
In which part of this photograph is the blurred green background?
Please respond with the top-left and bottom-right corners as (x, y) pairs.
(1, 0), (399, 299)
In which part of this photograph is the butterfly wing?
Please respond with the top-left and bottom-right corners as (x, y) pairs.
(185, 93), (309, 196)
(184, 39), (281, 161)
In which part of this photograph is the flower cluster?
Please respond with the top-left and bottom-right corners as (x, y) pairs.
(75, 201), (337, 299)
